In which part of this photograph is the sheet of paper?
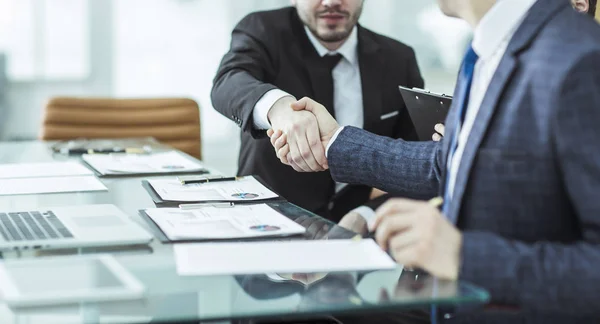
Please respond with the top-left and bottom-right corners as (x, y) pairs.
(145, 204), (305, 240)
(174, 239), (397, 276)
(0, 162), (93, 179)
(82, 151), (205, 174)
(148, 176), (278, 202)
(0, 176), (107, 195)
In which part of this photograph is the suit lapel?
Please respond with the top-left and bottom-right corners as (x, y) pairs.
(439, 77), (462, 195)
(357, 26), (384, 132)
(446, 0), (569, 223)
(447, 56), (517, 223)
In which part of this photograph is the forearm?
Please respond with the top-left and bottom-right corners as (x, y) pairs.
(461, 232), (600, 315)
(211, 69), (277, 136)
(328, 126), (441, 199)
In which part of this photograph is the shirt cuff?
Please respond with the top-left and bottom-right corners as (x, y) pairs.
(252, 89), (294, 130)
(325, 126), (345, 158)
(351, 206), (376, 228)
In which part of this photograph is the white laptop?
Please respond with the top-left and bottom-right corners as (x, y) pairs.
(0, 204), (153, 251)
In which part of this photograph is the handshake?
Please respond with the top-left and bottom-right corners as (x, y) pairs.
(266, 97), (446, 173)
(266, 97), (340, 173)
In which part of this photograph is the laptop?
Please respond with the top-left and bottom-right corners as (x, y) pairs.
(0, 204), (153, 251)
(399, 86), (453, 141)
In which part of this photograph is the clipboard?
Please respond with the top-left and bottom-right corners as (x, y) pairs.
(138, 203), (301, 244)
(141, 176), (286, 208)
(398, 86), (452, 141)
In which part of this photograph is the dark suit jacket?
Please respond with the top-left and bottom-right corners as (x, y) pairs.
(327, 0), (600, 322)
(211, 7), (423, 221)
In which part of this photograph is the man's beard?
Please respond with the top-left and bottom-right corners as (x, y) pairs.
(305, 5), (362, 43)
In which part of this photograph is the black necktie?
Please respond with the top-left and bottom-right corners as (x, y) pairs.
(320, 54), (343, 118)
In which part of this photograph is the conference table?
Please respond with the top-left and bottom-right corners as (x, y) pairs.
(0, 140), (489, 324)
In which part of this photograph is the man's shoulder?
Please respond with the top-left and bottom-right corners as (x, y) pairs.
(236, 7), (296, 31)
(530, 12), (600, 77)
(358, 26), (416, 58)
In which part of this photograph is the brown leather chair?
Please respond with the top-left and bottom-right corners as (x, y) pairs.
(40, 97), (202, 159)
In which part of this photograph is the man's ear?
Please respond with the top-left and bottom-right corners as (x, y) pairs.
(572, 0), (590, 13)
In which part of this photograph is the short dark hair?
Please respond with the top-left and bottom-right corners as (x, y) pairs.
(590, 0), (597, 17)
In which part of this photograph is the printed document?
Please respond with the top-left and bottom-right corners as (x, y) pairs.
(0, 176), (107, 196)
(82, 151), (206, 175)
(145, 204), (305, 240)
(174, 239), (397, 276)
(0, 162), (93, 179)
(148, 176), (278, 202)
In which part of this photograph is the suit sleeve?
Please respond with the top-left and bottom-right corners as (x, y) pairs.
(459, 51), (600, 315)
(394, 47), (424, 141)
(211, 14), (279, 139)
(328, 126), (442, 199)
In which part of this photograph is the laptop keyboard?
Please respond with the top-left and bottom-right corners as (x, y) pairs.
(0, 211), (73, 242)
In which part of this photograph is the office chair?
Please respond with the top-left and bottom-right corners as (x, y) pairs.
(40, 97), (202, 159)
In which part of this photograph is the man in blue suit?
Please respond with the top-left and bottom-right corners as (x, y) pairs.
(268, 0), (600, 321)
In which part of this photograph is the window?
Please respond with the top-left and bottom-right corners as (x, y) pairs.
(0, 0), (89, 80)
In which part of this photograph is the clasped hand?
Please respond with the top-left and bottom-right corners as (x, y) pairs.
(267, 97), (340, 173)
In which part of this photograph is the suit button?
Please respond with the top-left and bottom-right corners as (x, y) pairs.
(328, 202), (334, 210)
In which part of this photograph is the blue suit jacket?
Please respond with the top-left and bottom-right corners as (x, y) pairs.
(328, 0), (600, 320)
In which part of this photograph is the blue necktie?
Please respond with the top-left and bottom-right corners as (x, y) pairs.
(441, 46), (479, 217)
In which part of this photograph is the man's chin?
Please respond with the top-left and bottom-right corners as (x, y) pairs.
(316, 30), (351, 43)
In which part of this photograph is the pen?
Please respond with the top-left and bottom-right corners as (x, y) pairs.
(179, 176), (241, 185)
(179, 202), (235, 210)
(57, 147), (148, 155)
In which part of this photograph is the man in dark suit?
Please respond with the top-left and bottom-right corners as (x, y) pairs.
(269, 0), (600, 322)
(211, 0), (423, 222)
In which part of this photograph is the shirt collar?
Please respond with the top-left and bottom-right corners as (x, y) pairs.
(472, 0), (537, 60)
(304, 25), (358, 65)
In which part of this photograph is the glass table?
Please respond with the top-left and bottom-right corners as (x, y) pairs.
(0, 141), (489, 323)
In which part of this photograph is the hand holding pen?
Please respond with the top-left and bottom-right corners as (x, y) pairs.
(364, 196), (461, 280)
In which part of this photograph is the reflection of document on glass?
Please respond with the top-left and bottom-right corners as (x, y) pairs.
(147, 176), (279, 202)
(0, 162), (93, 179)
(82, 151), (207, 175)
(174, 239), (397, 276)
(0, 176), (107, 196)
(145, 204), (305, 240)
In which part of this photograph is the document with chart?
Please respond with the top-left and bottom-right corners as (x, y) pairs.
(146, 176), (279, 203)
(82, 151), (208, 176)
(144, 204), (305, 240)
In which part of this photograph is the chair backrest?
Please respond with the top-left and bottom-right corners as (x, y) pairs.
(41, 97), (202, 159)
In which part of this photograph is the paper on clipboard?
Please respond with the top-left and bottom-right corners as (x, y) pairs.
(147, 176), (279, 202)
(145, 204), (305, 240)
(82, 151), (206, 175)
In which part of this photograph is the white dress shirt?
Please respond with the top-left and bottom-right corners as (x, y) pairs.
(326, 0), (537, 223)
(252, 26), (363, 131)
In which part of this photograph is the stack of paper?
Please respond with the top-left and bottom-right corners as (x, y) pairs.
(0, 162), (93, 179)
(145, 204), (305, 240)
(82, 151), (207, 176)
(0, 162), (107, 196)
(174, 239), (397, 276)
(147, 176), (279, 203)
(0, 176), (107, 196)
